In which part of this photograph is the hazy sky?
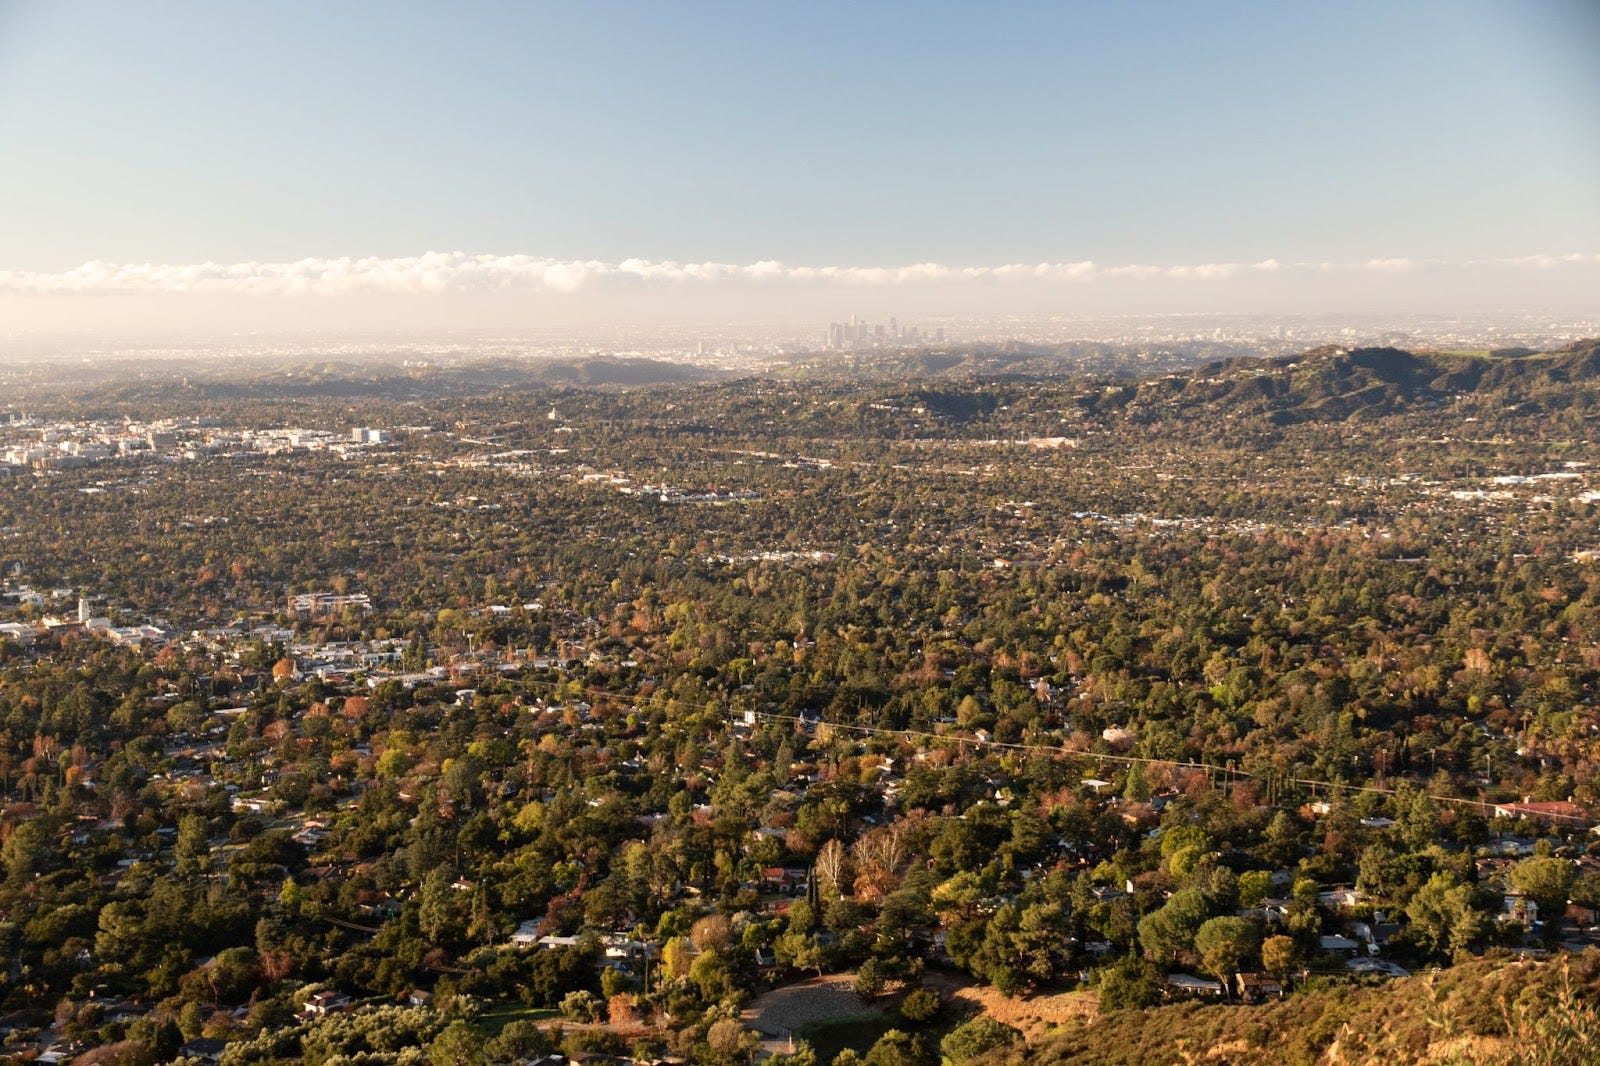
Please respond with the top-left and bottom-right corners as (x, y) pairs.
(1, 1), (1597, 337)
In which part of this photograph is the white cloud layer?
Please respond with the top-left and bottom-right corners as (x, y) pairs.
(0, 251), (1596, 298)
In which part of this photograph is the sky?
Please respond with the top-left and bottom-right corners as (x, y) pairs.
(0, 0), (1597, 339)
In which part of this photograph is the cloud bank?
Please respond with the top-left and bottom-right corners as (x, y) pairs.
(1, 251), (1596, 298)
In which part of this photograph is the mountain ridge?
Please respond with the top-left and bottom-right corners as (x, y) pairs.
(1072, 337), (1600, 426)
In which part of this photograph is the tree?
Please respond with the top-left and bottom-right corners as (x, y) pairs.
(3, 818), (52, 882)
(691, 914), (733, 954)
(853, 958), (886, 1001)
(1193, 916), (1260, 987)
(1261, 934), (1297, 981)
(429, 1021), (486, 1066)
(1122, 761), (1149, 802)
(600, 966), (637, 1000)
(816, 838), (850, 899)
(1136, 887), (1210, 965)
(1096, 955), (1162, 1011)
(661, 936), (693, 980)
(1405, 873), (1487, 960)
(775, 930), (827, 977)
(705, 1017), (757, 1065)
(177, 1000), (206, 1041)
(560, 989), (604, 1023)
(417, 869), (468, 946)
(1237, 869), (1273, 908)
(766, 1046), (819, 1066)
(967, 900), (1068, 994)
(485, 1020), (547, 1062)
(149, 1020), (182, 1063)
(689, 951), (737, 1003)
(1510, 856), (1576, 916)
(1399, 790), (1442, 851)
(175, 813), (210, 879)
(939, 1017), (1022, 1064)
(899, 987), (942, 1023)
(863, 1028), (933, 1066)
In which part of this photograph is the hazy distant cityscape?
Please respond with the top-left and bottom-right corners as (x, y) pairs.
(4, 310), (1598, 379)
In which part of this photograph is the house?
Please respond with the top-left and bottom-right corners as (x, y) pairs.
(292, 826), (328, 848)
(510, 920), (542, 948)
(407, 990), (433, 1008)
(1236, 973), (1284, 1002)
(1486, 837), (1538, 858)
(288, 592), (372, 619)
(356, 893), (402, 920)
(536, 935), (582, 950)
(1565, 901), (1599, 928)
(1344, 957), (1409, 977)
(1319, 934), (1362, 958)
(92, 996), (148, 1024)
(0, 622), (38, 645)
(177, 1038), (228, 1063)
(302, 990), (353, 1016)
(600, 934), (655, 961)
(1256, 898), (1293, 924)
(1500, 893), (1539, 927)
(1493, 800), (1589, 826)
(1165, 973), (1225, 996)
(1317, 886), (1362, 910)
(1349, 918), (1399, 949)
(760, 867), (810, 894)
(1101, 726), (1135, 749)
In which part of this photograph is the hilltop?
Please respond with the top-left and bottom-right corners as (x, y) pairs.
(1071, 339), (1600, 427)
(973, 950), (1600, 1066)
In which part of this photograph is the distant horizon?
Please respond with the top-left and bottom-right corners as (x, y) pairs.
(2, 303), (1596, 375)
(1, 248), (1597, 343)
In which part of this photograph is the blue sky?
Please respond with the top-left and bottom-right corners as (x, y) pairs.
(0, 1), (1596, 331)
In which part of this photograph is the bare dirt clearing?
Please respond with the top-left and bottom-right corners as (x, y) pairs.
(925, 973), (1099, 1040)
(742, 975), (892, 1037)
(743, 971), (1099, 1045)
